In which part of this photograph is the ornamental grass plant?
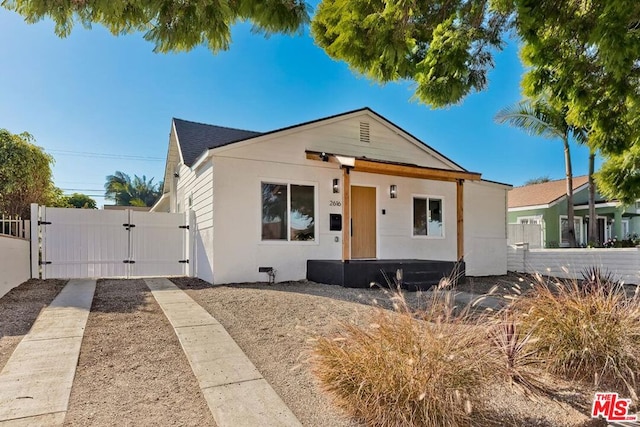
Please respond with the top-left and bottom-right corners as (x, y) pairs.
(311, 277), (543, 426)
(512, 272), (640, 399)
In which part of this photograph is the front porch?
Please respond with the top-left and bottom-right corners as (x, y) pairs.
(306, 259), (464, 291)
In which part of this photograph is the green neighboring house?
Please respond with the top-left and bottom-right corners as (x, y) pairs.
(508, 176), (640, 247)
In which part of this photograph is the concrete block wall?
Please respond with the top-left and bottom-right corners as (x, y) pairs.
(507, 245), (640, 284)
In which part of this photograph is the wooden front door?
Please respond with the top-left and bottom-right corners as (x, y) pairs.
(351, 186), (376, 259)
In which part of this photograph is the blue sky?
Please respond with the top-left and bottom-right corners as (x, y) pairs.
(0, 7), (596, 208)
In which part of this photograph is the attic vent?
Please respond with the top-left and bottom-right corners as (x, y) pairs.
(359, 122), (370, 143)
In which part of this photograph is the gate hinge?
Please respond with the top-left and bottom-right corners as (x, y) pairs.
(179, 259), (189, 264)
(39, 261), (52, 265)
(179, 225), (189, 229)
(122, 223), (136, 229)
(123, 260), (136, 264)
(38, 221), (51, 225)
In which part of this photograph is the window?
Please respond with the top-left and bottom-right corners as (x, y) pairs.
(622, 219), (630, 238)
(560, 216), (583, 246)
(517, 216), (542, 225)
(413, 197), (443, 237)
(261, 182), (315, 241)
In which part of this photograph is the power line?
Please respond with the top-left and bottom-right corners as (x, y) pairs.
(46, 149), (164, 161)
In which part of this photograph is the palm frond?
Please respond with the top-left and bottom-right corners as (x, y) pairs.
(495, 101), (566, 140)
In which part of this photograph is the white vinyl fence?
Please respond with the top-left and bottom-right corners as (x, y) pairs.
(31, 204), (192, 279)
(508, 244), (640, 284)
(0, 214), (30, 239)
(507, 223), (543, 249)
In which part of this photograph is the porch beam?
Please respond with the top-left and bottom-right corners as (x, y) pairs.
(457, 179), (464, 261)
(342, 167), (351, 262)
(305, 151), (481, 182)
(353, 159), (481, 182)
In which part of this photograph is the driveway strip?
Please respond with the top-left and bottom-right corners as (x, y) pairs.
(144, 278), (301, 427)
(0, 279), (96, 426)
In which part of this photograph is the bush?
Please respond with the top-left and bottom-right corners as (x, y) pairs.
(313, 309), (493, 426)
(512, 274), (640, 398)
(311, 283), (543, 426)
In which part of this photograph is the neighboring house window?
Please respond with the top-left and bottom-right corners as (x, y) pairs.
(622, 219), (630, 238)
(413, 197), (444, 237)
(560, 215), (583, 246)
(517, 216), (542, 225)
(261, 182), (315, 241)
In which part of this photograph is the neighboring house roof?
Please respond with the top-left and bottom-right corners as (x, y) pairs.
(172, 118), (262, 167)
(508, 176), (589, 209)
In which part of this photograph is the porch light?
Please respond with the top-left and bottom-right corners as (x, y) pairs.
(333, 178), (340, 193)
(390, 185), (397, 199)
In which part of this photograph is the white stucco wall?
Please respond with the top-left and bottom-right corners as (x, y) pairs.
(209, 114), (463, 284)
(0, 235), (30, 298)
(175, 111), (509, 284)
(464, 181), (509, 276)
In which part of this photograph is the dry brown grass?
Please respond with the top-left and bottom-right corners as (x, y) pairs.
(311, 282), (542, 426)
(512, 273), (640, 399)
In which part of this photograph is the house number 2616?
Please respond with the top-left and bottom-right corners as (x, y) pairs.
(329, 201), (342, 207)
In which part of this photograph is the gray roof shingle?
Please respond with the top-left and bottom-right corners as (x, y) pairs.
(173, 118), (262, 167)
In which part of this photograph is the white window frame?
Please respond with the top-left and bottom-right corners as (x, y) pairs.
(559, 215), (583, 246)
(622, 219), (630, 239)
(517, 215), (543, 225)
(411, 195), (445, 239)
(259, 179), (319, 245)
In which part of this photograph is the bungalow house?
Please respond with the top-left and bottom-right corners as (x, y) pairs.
(152, 108), (511, 286)
(508, 176), (640, 247)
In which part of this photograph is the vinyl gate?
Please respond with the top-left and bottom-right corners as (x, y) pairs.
(34, 206), (190, 279)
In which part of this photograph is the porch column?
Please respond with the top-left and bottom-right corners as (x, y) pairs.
(457, 179), (464, 261)
(342, 167), (351, 262)
(614, 208), (623, 239)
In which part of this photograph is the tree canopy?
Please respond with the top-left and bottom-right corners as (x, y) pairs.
(65, 193), (97, 209)
(105, 171), (162, 207)
(0, 129), (61, 217)
(1, 0), (309, 53)
(5, 0), (640, 201)
(312, 0), (508, 108)
(524, 176), (551, 186)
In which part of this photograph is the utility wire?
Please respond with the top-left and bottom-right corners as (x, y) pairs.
(46, 149), (164, 161)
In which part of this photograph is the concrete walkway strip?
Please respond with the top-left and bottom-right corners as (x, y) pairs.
(0, 279), (96, 426)
(145, 278), (302, 427)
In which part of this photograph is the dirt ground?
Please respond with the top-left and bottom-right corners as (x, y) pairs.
(0, 276), (615, 426)
(0, 279), (67, 371)
(63, 279), (216, 427)
(172, 277), (604, 427)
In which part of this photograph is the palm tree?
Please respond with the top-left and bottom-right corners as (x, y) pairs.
(496, 99), (584, 247)
(105, 171), (162, 207)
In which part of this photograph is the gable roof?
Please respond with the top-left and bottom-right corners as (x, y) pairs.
(172, 118), (262, 167)
(508, 175), (589, 209)
(172, 107), (466, 171)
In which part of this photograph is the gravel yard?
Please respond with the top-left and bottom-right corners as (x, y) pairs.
(63, 279), (216, 427)
(0, 276), (617, 426)
(0, 279), (66, 371)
